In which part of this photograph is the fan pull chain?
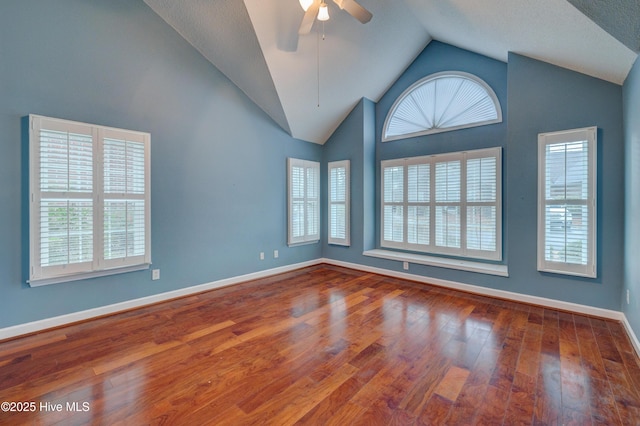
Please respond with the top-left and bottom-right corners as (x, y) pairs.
(316, 21), (326, 108)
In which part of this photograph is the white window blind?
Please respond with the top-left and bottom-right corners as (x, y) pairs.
(288, 158), (320, 246)
(538, 127), (596, 277)
(382, 71), (502, 142)
(29, 115), (151, 286)
(381, 147), (501, 261)
(328, 160), (350, 246)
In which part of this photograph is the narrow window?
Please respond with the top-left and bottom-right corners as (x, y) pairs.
(288, 158), (320, 246)
(538, 127), (596, 277)
(328, 160), (350, 246)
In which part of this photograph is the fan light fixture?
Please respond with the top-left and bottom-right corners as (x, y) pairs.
(299, 0), (313, 12)
(317, 2), (330, 21)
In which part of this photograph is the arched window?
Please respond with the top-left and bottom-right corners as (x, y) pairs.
(382, 71), (502, 141)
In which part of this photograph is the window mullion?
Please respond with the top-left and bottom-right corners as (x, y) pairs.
(94, 127), (103, 270)
(304, 164), (309, 241)
(403, 162), (409, 247)
(461, 153), (468, 256)
(429, 157), (436, 251)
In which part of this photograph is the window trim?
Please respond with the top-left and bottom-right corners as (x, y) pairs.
(328, 160), (350, 246)
(382, 71), (502, 142)
(537, 126), (597, 278)
(287, 158), (320, 246)
(29, 115), (151, 286)
(380, 147), (502, 261)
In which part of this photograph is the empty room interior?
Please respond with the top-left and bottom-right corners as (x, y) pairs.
(1, 0), (640, 424)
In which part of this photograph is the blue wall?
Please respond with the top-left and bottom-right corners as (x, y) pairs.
(623, 56), (640, 338)
(322, 42), (625, 311)
(507, 53), (624, 309)
(0, 2), (631, 331)
(0, 0), (321, 328)
(322, 98), (376, 259)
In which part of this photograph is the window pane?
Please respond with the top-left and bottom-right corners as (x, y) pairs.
(104, 200), (145, 260)
(306, 167), (318, 200)
(330, 204), (346, 239)
(383, 205), (403, 242)
(544, 204), (588, 265)
(291, 201), (305, 238)
(104, 201), (126, 260)
(40, 130), (93, 193)
(291, 166), (304, 199)
(40, 199), (93, 266)
(407, 206), (429, 245)
(384, 166), (404, 203)
(467, 206), (496, 251)
(330, 167), (346, 202)
(127, 141), (146, 194)
(545, 141), (588, 201)
(435, 206), (460, 248)
(104, 138), (145, 195)
(307, 200), (318, 235)
(467, 157), (496, 202)
(435, 161), (460, 202)
(408, 164), (429, 203)
(127, 200), (146, 257)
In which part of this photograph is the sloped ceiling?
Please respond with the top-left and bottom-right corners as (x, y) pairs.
(143, 0), (638, 145)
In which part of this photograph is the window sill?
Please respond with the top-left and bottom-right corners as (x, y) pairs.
(287, 239), (319, 248)
(362, 249), (508, 277)
(28, 263), (151, 287)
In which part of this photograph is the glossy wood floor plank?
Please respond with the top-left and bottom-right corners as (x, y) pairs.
(0, 264), (639, 425)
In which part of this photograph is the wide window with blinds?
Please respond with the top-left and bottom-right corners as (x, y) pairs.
(328, 160), (350, 246)
(381, 147), (501, 261)
(538, 127), (596, 277)
(29, 115), (151, 286)
(288, 158), (320, 246)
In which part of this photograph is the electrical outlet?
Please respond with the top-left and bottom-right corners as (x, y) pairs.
(274, 250), (279, 259)
(152, 269), (160, 280)
(260, 252), (265, 260)
(403, 261), (409, 270)
(627, 289), (630, 305)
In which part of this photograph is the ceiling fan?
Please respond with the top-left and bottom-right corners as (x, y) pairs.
(297, 0), (373, 35)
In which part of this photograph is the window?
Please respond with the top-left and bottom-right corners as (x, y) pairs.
(382, 71), (502, 142)
(29, 115), (151, 286)
(538, 127), (596, 277)
(288, 158), (319, 246)
(328, 160), (350, 246)
(381, 147), (501, 261)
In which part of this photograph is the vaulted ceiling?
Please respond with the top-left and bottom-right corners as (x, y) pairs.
(143, 0), (639, 144)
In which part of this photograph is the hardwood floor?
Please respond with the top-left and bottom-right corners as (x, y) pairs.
(1, 265), (639, 425)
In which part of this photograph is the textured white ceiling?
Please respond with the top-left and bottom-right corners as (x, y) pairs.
(143, 0), (291, 134)
(244, 0), (429, 144)
(404, 0), (637, 85)
(143, 0), (638, 145)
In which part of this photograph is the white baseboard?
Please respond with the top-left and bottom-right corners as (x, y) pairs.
(2, 256), (639, 360)
(320, 258), (623, 319)
(324, 258), (640, 357)
(320, 257), (640, 357)
(621, 314), (640, 358)
(0, 259), (322, 341)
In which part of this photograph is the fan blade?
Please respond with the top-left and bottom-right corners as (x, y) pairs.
(299, 2), (320, 35)
(333, 0), (372, 24)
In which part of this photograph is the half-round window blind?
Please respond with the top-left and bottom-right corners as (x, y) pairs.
(382, 71), (502, 142)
